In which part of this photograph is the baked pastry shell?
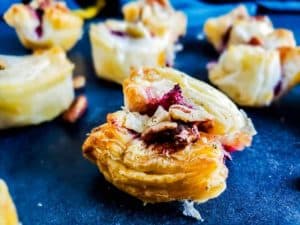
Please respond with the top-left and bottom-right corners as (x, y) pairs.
(83, 67), (256, 203)
(90, 21), (168, 84)
(0, 47), (74, 129)
(4, 2), (83, 51)
(83, 111), (228, 203)
(0, 179), (19, 225)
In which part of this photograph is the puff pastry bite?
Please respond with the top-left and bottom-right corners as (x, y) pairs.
(208, 45), (300, 107)
(4, 0), (83, 51)
(122, 0), (187, 43)
(90, 20), (172, 84)
(83, 67), (256, 203)
(0, 180), (19, 225)
(0, 47), (74, 129)
(203, 5), (296, 51)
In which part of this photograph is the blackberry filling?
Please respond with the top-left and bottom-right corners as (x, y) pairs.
(26, 0), (52, 38)
(274, 79), (282, 96)
(142, 123), (200, 154)
(35, 8), (44, 38)
(165, 61), (172, 67)
(110, 30), (128, 37)
(221, 26), (232, 51)
(144, 84), (192, 116)
(135, 84), (214, 154)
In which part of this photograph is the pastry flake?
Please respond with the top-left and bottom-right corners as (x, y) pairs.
(90, 20), (172, 84)
(4, 0), (83, 51)
(0, 47), (74, 129)
(0, 180), (19, 225)
(122, 0), (187, 43)
(203, 5), (249, 51)
(82, 67), (256, 203)
(208, 45), (300, 106)
(203, 5), (296, 51)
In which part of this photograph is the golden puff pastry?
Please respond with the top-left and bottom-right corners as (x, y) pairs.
(122, 0), (187, 43)
(0, 47), (74, 129)
(0, 180), (19, 225)
(82, 67), (256, 204)
(4, 0), (83, 51)
(203, 5), (296, 51)
(208, 45), (300, 107)
(90, 20), (172, 84)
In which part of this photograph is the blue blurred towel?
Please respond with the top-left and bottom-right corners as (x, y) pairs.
(1, 0), (299, 20)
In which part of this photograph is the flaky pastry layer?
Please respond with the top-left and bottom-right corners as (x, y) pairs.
(0, 180), (19, 225)
(83, 67), (256, 203)
(203, 5), (296, 51)
(122, 0), (187, 43)
(0, 47), (74, 129)
(209, 45), (300, 106)
(90, 20), (170, 84)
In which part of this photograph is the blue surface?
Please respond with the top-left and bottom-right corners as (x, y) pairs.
(0, 2), (300, 225)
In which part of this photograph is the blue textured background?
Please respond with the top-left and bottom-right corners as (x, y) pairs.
(0, 1), (300, 225)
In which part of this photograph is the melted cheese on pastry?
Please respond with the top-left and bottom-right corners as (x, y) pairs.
(4, 0), (83, 51)
(0, 47), (74, 129)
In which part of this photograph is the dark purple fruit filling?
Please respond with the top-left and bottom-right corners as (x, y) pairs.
(25, 1), (50, 38)
(144, 84), (192, 116)
(110, 30), (128, 37)
(142, 123), (200, 154)
(274, 79), (282, 96)
(165, 61), (172, 67)
(137, 84), (215, 154)
(220, 26), (232, 51)
(34, 8), (44, 38)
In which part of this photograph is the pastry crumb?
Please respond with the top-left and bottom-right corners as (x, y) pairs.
(63, 95), (88, 123)
(73, 75), (86, 89)
(182, 200), (204, 222)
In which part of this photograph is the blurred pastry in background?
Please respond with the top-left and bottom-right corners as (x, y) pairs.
(0, 47), (75, 129)
(83, 67), (256, 205)
(208, 45), (300, 107)
(4, 0), (83, 51)
(90, 20), (173, 84)
(203, 5), (296, 52)
(123, 0), (187, 43)
(0, 179), (19, 225)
